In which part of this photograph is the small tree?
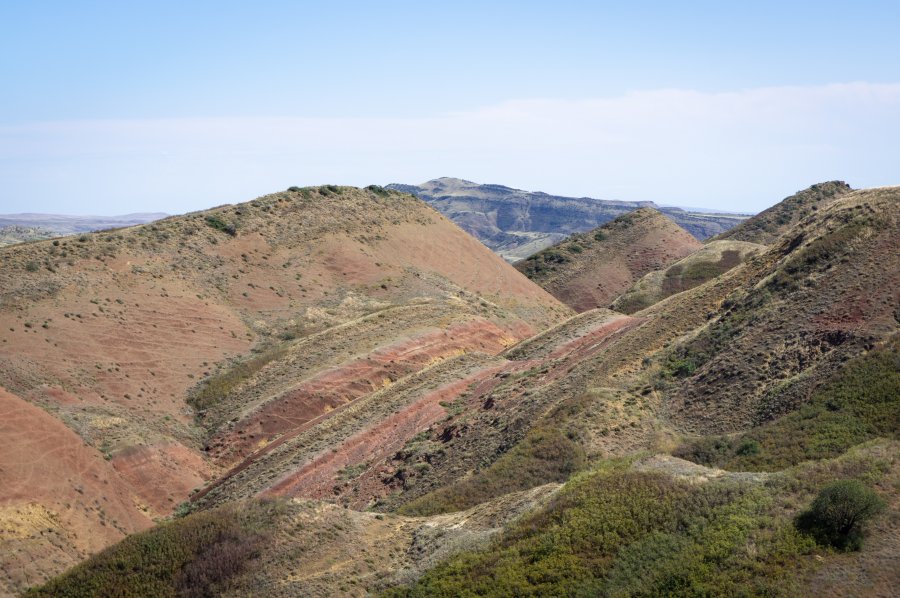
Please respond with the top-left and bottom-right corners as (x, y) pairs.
(796, 480), (885, 550)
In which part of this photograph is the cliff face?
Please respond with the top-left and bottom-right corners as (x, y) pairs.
(388, 178), (748, 260)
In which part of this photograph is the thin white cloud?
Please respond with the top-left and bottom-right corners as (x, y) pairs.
(1, 83), (898, 214)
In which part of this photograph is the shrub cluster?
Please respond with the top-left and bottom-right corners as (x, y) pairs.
(674, 344), (900, 471)
(386, 467), (817, 596)
(398, 427), (585, 516)
(795, 480), (884, 551)
(204, 215), (237, 237)
(28, 500), (286, 597)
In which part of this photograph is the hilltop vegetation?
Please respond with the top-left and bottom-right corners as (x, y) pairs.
(715, 181), (852, 245)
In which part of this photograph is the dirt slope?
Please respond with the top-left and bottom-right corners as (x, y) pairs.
(0, 387), (153, 596)
(665, 186), (899, 432)
(0, 185), (569, 592)
(16, 184), (900, 597)
(516, 208), (702, 311)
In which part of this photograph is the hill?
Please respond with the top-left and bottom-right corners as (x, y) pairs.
(515, 208), (702, 311)
(0, 185), (569, 595)
(0, 225), (59, 246)
(714, 181), (852, 245)
(611, 239), (766, 313)
(388, 178), (748, 260)
(16, 183), (900, 597)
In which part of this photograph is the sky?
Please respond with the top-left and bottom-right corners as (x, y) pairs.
(1, 1), (899, 215)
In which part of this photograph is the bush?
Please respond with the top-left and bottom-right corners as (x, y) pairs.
(796, 480), (885, 550)
(398, 426), (585, 516)
(287, 186), (302, 192)
(387, 467), (816, 596)
(204, 215), (237, 236)
(674, 343), (900, 471)
(28, 499), (286, 597)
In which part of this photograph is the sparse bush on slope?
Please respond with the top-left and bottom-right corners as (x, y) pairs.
(674, 342), (900, 471)
(398, 427), (585, 516)
(796, 480), (885, 551)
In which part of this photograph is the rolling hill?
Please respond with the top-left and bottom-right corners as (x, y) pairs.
(515, 208), (702, 312)
(6, 182), (898, 597)
(0, 185), (569, 595)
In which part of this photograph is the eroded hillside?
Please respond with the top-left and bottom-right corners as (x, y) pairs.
(389, 178), (748, 260)
(516, 208), (702, 312)
(13, 183), (900, 598)
(0, 185), (570, 595)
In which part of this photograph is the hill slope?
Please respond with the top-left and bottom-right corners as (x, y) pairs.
(388, 178), (748, 260)
(714, 181), (852, 245)
(18, 184), (900, 598)
(515, 208), (702, 312)
(0, 185), (569, 595)
(611, 239), (766, 313)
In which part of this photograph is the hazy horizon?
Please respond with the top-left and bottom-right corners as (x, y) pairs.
(2, 1), (898, 215)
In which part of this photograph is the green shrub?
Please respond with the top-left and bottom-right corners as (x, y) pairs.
(204, 215), (237, 236)
(287, 186), (302, 192)
(386, 467), (815, 596)
(675, 343), (900, 471)
(27, 500), (286, 597)
(189, 344), (289, 413)
(398, 427), (585, 516)
(567, 243), (583, 254)
(796, 480), (884, 550)
(25, 261), (39, 272)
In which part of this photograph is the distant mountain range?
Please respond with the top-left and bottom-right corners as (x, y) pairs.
(387, 178), (750, 261)
(0, 212), (167, 246)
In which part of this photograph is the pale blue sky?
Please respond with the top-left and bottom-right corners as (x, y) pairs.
(1, 1), (898, 214)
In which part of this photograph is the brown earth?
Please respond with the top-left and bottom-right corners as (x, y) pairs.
(665, 186), (900, 433)
(0, 185), (569, 592)
(516, 208), (702, 311)
(10, 183), (899, 597)
(611, 239), (765, 313)
(0, 387), (153, 596)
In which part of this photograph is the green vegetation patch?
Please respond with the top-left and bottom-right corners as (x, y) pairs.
(189, 344), (290, 413)
(519, 249), (571, 279)
(796, 479), (885, 551)
(398, 427), (585, 516)
(675, 343), (900, 471)
(204, 214), (237, 236)
(28, 499), (287, 598)
(386, 464), (817, 597)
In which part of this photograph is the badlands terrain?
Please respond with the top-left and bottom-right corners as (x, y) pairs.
(0, 182), (897, 597)
(389, 178), (749, 261)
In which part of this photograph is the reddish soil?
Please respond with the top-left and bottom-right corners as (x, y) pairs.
(208, 318), (518, 466)
(110, 444), (218, 515)
(262, 363), (509, 505)
(262, 313), (644, 509)
(0, 387), (153, 595)
(519, 209), (701, 312)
